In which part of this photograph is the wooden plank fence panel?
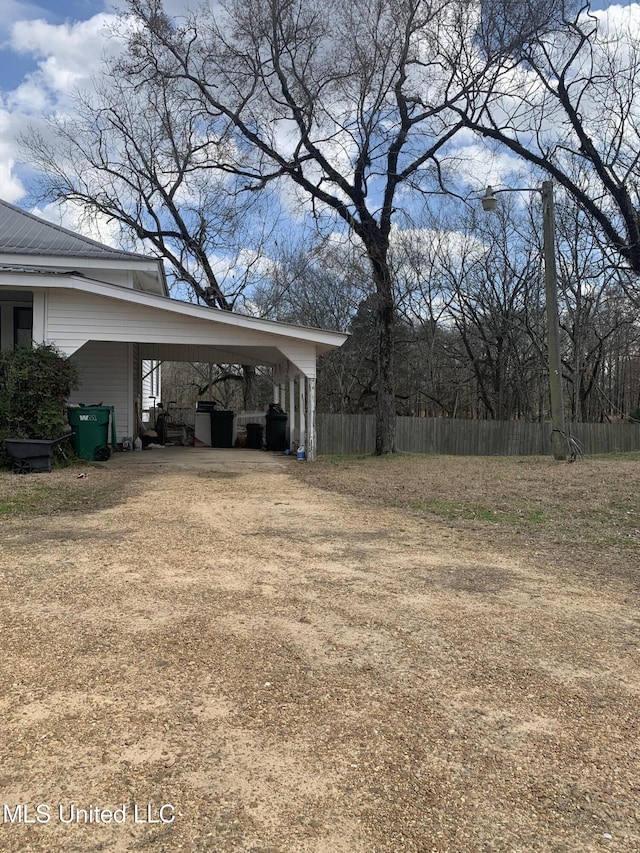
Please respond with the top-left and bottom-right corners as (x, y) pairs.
(316, 414), (640, 456)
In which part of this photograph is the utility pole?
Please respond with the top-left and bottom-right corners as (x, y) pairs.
(482, 182), (566, 460)
(541, 181), (566, 461)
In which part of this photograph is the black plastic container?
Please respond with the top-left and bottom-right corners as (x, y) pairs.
(265, 410), (287, 452)
(210, 410), (234, 447)
(246, 422), (264, 450)
(4, 435), (73, 474)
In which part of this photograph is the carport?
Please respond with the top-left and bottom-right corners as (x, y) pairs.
(40, 277), (348, 461)
(0, 198), (348, 460)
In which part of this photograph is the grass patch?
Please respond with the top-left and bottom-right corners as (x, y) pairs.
(409, 498), (548, 525)
(592, 450), (640, 461)
(0, 483), (59, 516)
(196, 470), (241, 480)
(317, 452), (414, 464)
(291, 452), (640, 568)
(0, 468), (137, 518)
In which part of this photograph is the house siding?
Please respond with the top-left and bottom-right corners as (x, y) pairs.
(132, 343), (141, 437)
(45, 289), (308, 354)
(68, 341), (132, 442)
(276, 344), (317, 379)
(141, 359), (161, 413)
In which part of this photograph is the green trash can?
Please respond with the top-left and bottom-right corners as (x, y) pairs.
(67, 406), (115, 461)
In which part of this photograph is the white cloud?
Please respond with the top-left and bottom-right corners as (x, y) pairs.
(9, 14), (119, 105)
(0, 11), (123, 207)
(0, 107), (25, 199)
(451, 141), (532, 192)
(0, 155), (24, 201)
(0, 0), (44, 41)
(592, 3), (640, 28)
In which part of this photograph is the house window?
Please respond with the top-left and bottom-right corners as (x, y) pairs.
(14, 307), (33, 348)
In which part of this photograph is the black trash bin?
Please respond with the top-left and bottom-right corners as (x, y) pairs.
(246, 422), (264, 450)
(210, 410), (234, 448)
(265, 408), (288, 451)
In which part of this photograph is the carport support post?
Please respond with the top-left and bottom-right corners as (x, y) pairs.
(299, 375), (306, 451)
(306, 377), (316, 461)
(289, 369), (296, 449)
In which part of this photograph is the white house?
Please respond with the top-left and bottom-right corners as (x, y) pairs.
(0, 200), (348, 460)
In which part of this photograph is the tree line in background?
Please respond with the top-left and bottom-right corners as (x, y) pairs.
(254, 195), (640, 424)
(21, 0), (640, 448)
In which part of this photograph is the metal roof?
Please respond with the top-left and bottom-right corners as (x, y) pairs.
(0, 199), (154, 263)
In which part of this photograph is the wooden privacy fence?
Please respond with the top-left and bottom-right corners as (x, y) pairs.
(316, 414), (640, 456)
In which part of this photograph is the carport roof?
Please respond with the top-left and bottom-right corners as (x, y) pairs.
(0, 268), (348, 375)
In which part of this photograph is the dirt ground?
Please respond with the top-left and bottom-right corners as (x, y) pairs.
(0, 450), (639, 852)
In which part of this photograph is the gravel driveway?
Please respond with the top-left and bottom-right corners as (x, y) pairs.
(0, 453), (638, 852)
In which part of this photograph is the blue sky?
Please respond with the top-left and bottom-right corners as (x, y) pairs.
(0, 0), (633, 228)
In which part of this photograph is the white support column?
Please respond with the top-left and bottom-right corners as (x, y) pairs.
(31, 290), (47, 344)
(299, 374), (306, 450)
(306, 376), (316, 461)
(289, 369), (296, 449)
(126, 342), (135, 443)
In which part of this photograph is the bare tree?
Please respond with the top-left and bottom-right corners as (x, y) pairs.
(435, 202), (547, 419)
(116, 0), (483, 452)
(457, 2), (640, 278)
(393, 223), (469, 416)
(22, 71), (274, 311)
(553, 199), (639, 420)
(251, 233), (371, 331)
(21, 66), (281, 408)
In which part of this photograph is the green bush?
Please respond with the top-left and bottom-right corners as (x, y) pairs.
(0, 345), (79, 467)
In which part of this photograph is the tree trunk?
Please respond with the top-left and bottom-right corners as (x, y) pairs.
(375, 291), (396, 454)
(365, 232), (396, 455)
(242, 365), (258, 411)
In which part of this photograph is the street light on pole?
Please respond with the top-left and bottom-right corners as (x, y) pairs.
(481, 181), (566, 461)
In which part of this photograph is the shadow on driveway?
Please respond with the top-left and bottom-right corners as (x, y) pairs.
(101, 445), (290, 471)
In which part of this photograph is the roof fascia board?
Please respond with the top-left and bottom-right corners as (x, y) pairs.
(0, 252), (163, 274)
(277, 344), (318, 379)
